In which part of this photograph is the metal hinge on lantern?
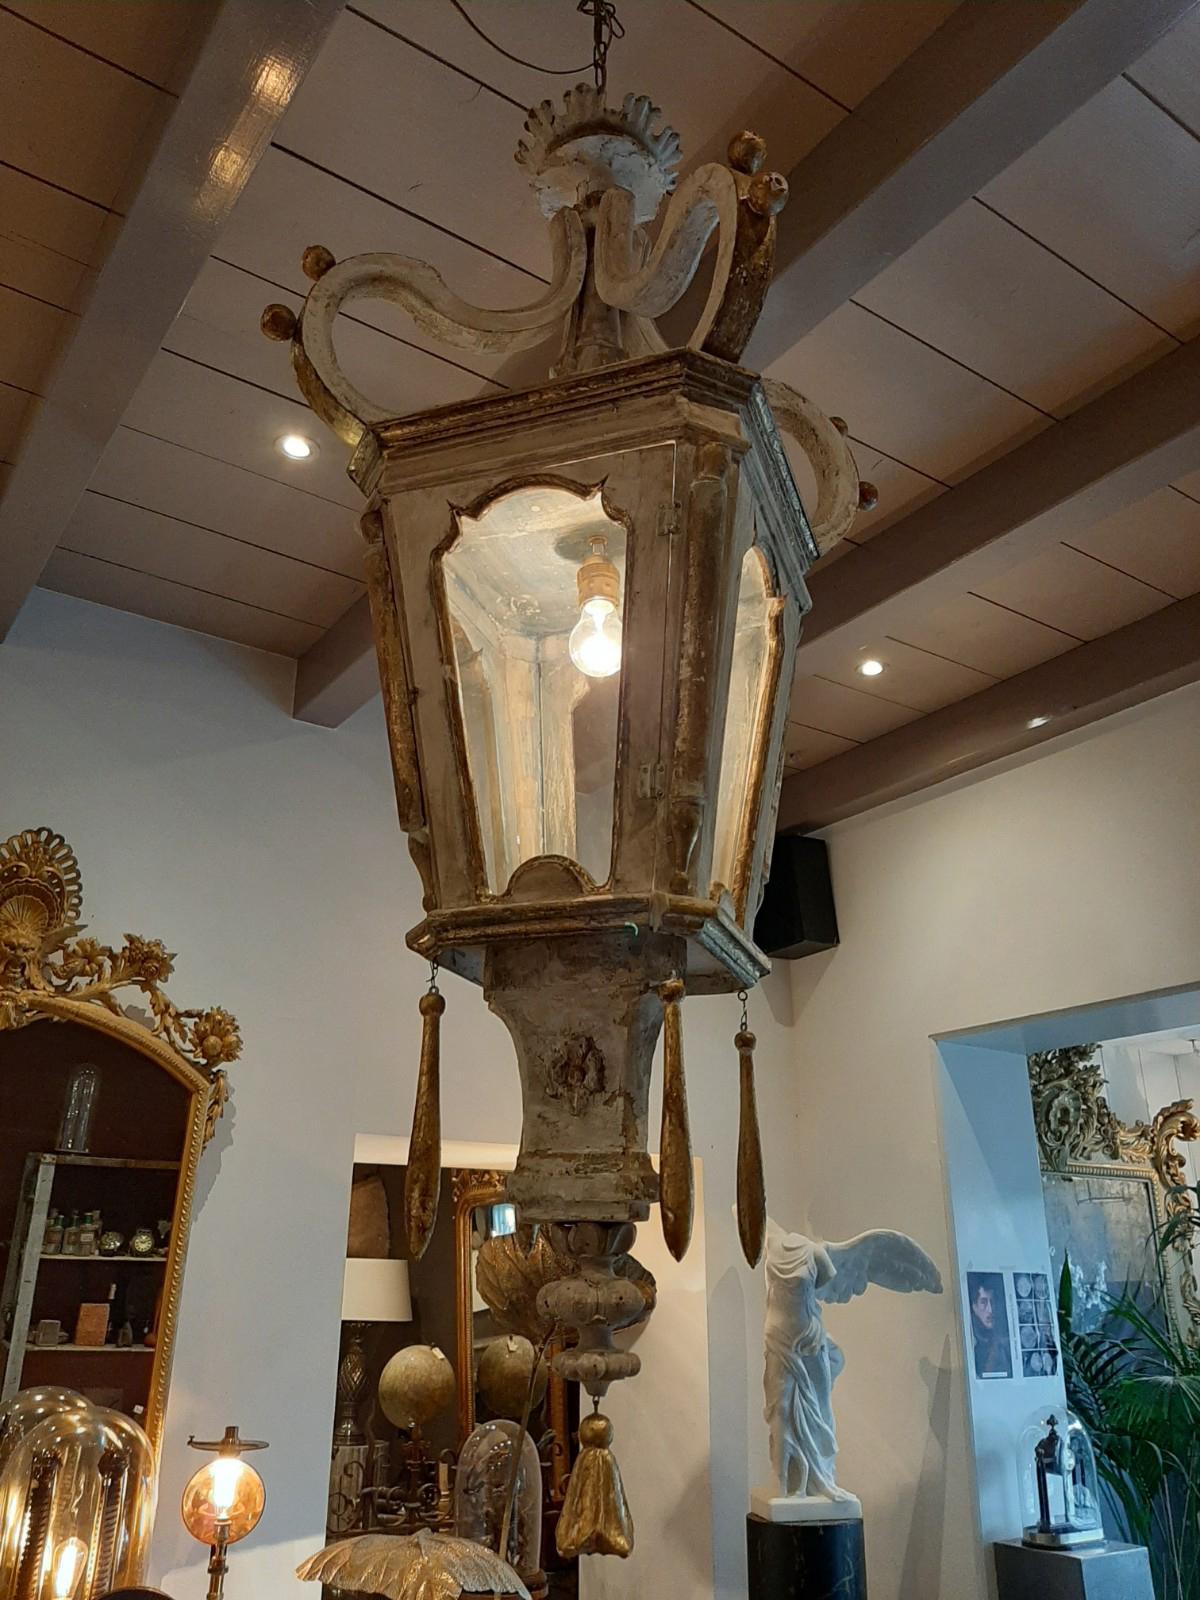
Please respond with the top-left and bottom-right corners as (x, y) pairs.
(637, 761), (666, 800)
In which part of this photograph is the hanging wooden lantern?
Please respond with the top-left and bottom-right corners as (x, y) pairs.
(263, 81), (866, 1544)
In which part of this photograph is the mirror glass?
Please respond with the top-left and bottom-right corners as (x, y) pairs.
(328, 1160), (579, 1597)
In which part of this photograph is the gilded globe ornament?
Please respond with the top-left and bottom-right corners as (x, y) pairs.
(378, 1344), (456, 1431)
(260, 303), (297, 342)
(727, 129), (767, 174)
(477, 1335), (548, 1420)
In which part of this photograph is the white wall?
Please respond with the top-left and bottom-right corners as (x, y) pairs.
(0, 591), (794, 1597)
(939, 1042), (1065, 1545)
(787, 679), (1200, 1600)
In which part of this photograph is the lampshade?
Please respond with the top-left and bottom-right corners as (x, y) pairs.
(181, 1456), (265, 1548)
(341, 1258), (412, 1323)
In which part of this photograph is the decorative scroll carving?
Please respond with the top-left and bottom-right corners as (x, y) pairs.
(1028, 1046), (1120, 1172)
(763, 378), (868, 556)
(260, 83), (870, 552)
(0, 827), (238, 1142)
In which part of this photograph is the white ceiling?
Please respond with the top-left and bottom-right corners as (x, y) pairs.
(2, 0), (1199, 790)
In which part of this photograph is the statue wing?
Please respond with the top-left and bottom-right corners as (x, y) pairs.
(816, 1231), (943, 1305)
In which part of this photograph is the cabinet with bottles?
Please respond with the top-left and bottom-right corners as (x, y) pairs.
(1, 1151), (178, 1422)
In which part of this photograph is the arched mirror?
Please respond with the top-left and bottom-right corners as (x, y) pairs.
(0, 828), (237, 1455)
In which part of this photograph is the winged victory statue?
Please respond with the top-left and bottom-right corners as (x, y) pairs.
(760, 1218), (943, 1516)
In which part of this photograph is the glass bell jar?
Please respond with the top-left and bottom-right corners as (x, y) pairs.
(1018, 1408), (1104, 1550)
(454, 1419), (542, 1588)
(0, 1394), (156, 1598)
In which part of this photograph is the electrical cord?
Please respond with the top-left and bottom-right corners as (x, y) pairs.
(446, 0), (624, 89)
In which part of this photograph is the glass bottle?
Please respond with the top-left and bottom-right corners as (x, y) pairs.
(56, 1065), (98, 1154)
(62, 1214), (81, 1257)
(42, 1213), (63, 1255)
(76, 1214), (98, 1258)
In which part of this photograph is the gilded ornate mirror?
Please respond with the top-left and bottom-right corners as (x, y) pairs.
(0, 827), (238, 1452)
(1029, 1048), (1200, 1345)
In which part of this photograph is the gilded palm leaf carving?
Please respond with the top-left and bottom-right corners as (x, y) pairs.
(295, 1531), (531, 1600)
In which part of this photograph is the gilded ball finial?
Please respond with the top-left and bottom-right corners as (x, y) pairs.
(260, 303), (297, 342)
(302, 244), (336, 281)
(748, 170), (788, 217)
(728, 130), (767, 175)
(858, 481), (879, 512)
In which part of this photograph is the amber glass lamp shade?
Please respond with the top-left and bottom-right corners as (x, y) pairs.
(180, 1456), (265, 1547)
(0, 1393), (156, 1600)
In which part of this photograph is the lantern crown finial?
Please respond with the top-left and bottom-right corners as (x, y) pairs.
(516, 83), (681, 223)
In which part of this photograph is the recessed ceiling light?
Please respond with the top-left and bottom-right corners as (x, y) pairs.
(277, 432), (315, 460)
(858, 658), (885, 678)
(1027, 715), (1051, 730)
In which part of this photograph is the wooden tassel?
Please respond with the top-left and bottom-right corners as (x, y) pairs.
(735, 1026), (766, 1267)
(556, 1411), (634, 1558)
(404, 987), (445, 1260)
(658, 976), (694, 1262)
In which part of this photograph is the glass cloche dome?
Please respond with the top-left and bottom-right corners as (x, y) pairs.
(454, 1419), (543, 1591)
(1018, 1408), (1104, 1550)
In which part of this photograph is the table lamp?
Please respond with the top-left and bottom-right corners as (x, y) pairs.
(336, 1259), (413, 1448)
(181, 1427), (267, 1600)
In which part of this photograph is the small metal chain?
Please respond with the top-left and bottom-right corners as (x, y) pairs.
(737, 988), (749, 1033)
(578, 0), (624, 92)
(427, 958), (440, 995)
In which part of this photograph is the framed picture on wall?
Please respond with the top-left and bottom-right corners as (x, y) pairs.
(966, 1270), (1013, 1379)
(1013, 1270), (1058, 1377)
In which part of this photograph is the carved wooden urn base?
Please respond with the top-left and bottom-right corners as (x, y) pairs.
(484, 929), (682, 1225)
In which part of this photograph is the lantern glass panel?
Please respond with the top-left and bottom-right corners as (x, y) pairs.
(711, 543), (779, 905)
(442, 484), (626, 892)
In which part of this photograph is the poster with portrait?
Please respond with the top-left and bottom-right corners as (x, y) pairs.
(966, 1270), (1013, 1379)
(1013, 1270), (1059, 1377)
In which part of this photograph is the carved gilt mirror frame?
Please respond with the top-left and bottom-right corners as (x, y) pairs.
(1029, 1047), (1200, 1345)
(451, 1168), (570, 1497)
(0, 828), (239, 1452)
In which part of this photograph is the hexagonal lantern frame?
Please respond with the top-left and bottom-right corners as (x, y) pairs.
(354, 347), (814, 1230)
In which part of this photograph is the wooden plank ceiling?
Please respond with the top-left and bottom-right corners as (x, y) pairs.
(2, 0), (1199, 822)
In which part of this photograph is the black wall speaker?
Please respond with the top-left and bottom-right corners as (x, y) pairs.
(753, 834), (839, 959)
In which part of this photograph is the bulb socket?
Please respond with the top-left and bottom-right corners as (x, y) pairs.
(577, 537), (620, 609)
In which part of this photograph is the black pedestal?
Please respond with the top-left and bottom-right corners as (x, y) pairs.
(747, 1513), (868, 1600)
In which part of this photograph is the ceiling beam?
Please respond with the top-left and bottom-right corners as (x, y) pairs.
(739, 0), (1200, 361)
(778, 592), (1200, 832)
(794, 338), (1200, 676)
(293, 593), (375, 726)
(0, 0), (346, 642)
(293, 0), (1198, 728)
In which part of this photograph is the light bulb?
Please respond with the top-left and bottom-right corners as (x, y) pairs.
(209, 1455), (245, 1517)
(858, 658), (884, 678)
(51, 1537), (88, 1600)
(569, 596), (622, 678)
